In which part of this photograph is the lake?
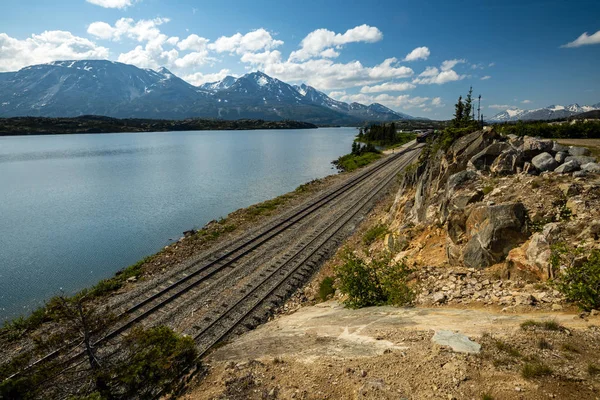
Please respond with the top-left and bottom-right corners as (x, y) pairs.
(0, 127), (356, 321)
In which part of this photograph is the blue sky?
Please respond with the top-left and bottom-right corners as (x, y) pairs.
(1, 0), (599, 119)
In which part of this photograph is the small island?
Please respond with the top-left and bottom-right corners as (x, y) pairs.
(0, 116), (318, 136)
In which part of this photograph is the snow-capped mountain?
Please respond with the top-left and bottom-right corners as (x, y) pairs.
(0, 60), (417, 123)
(488, 103), (600, 122)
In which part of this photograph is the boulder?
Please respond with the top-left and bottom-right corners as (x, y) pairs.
(581, 162), (600, 173)
(522, 162), (538, 175)
(552, 142), (569, 153)
(555, 151), (568, 163)
(554, 160), (580, 174)
(568, 146), (591, 157)
(469, 142), (512, 171)
(490, 149), (523, 175)
(526, 223), (560, 279)
(573, 170), (588, 178)
(531, 152), (558, 172)
(461, 202), (528, 269)
(432, 330), (481, 354)
(565, 155), (596, 165)
(448, 129), (499, 168)
(522, 136), (554, 158)
(447, 170), (479, 193)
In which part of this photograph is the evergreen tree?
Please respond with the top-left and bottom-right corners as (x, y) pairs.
(464, 87), (473, 123)
(453, 95), (464, 127)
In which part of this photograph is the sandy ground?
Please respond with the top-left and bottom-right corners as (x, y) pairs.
(183, 302), (600, 400)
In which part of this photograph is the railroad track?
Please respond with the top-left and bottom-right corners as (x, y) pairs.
(191, 148), (420, 357)
(5, 142), (421, 382)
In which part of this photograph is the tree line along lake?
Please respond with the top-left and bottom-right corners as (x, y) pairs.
(0, 127), (357, 321)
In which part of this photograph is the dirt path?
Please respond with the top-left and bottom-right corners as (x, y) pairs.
(184, 302), (600, 399)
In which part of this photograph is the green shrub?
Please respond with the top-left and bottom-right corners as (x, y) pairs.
(520, 319), (564, 331)
(494, 340), (521, 357)
(362, 223), (389, 246)
(318, 277), (335, 301)
(481, 394), (494, 400)
(332, 151), (381, 172)
(537, 338), (552, 350)
(335, 250), (414, 309)
(114, 326), (198, 398)
(555, 249), (600, 311)
(521, 362), (552, 379)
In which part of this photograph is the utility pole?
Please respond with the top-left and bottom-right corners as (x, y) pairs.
(478, 95), (483, 128)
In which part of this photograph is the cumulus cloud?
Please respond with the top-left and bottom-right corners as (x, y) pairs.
(360, 81), (415, 93)
(440, 58), (466, 71)
(328, 91), (347, 100)
(86, 0), (137, 9)
(521, 99), (531, 104)
(403, 46), (430, 62)
(412, 59), (467, 85)
(337, 92), (429, 109)
(253, 57), (413, 90)
(289, 24), (382, 61)
(177, 34), (208, 51)
(480, 75), (491, 80)
(183, 69), (236, 86)
(413, 69), (465, 85)
(0, 31), (109, 72)
(488, 104), (517, 110)
(88, 18), (170, 42)
(431, 97), (444, 107)
(208, 29), (283, 55)
(561, 30), (600, 48)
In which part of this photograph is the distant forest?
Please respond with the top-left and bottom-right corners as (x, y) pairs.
(0, 116), (318, 136)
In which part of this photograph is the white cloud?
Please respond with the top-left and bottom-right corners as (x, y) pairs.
(177, 34), (208, 51)
(174, 51), (211, 68)
(289, 24), (382, 61)
(0, 31), (109, 72)
(254, 57), (413, 90)
(360, 81), (415, 93)
(488, 62), (495, 67)
(183, 69), (236, 86)
(240, 50), (282, 66)
(488, 104), (517, 110)
(403, 46), (430, 62)
(521, 99), (531, 104)
(320, 48), (340, 58)
(418, 66), (439, 77)
(208, 29), (283, 55)
(561, 30), (600, 48)
(431, 97), (443, 107)
(413, 69), (465, 85)
(328, 91), (347, 100)
(440, 58), (466, 71)
(86, 0), (136, 9)
(480, 75), (491, 80)
(337, 93), (429, 109)
(88, 18), (170, 42)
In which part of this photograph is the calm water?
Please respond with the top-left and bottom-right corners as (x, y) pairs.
(0, 128), (356, 321)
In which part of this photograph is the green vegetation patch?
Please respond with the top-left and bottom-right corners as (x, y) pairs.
(520, 319), (564, 331)
(521, 362), (552, 379)
(318, 276), (335, 302)
(335, 250), (414, 309)
(362, 223), (389, 246)
(332, 151), (381, 172)
(555, 249), (600, 311)
(495, 120), (600, 139)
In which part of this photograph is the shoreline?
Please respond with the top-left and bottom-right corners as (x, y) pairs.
(0, 116), (319, 136)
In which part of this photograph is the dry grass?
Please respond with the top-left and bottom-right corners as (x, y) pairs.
(555, 138), (600, 159)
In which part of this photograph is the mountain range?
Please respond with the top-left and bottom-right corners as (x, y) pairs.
(0, 60), (416, 124)
(488, 103), (600, 122)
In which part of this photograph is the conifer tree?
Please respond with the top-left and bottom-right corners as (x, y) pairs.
(453, 95), (464, 127)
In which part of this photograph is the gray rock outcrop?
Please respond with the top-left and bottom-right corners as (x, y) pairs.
(531, 152), (558, 172)
(554, 160), (580, 174)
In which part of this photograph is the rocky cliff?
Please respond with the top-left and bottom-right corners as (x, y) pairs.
(385, 128), (600, 308)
